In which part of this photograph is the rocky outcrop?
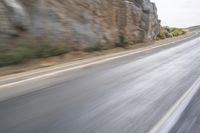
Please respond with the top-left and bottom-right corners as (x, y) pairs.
(0, 0), (160, 47)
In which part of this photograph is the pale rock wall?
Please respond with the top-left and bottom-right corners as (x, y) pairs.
(0, 0), (160, 47)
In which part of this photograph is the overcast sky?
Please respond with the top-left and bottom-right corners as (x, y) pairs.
(151, 0), (200, 28)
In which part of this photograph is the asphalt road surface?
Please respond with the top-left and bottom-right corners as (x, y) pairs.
(0, 35), (200, 133)
(170, 86), (200, 133)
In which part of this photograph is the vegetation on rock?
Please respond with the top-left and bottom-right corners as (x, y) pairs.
(157, 27), (186, 40)
(0, 39), (72, 67)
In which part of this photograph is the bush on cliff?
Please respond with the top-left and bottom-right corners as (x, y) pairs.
(0, 39), (72, 67)
(157, 27), (186, 40)
(115, 35), (129, 48)
(83, 43), (103, 52)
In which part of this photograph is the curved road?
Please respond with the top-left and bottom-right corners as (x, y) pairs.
(0, 35), (200, 133)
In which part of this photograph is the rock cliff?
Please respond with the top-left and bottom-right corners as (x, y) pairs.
(0, 0), (160, 47)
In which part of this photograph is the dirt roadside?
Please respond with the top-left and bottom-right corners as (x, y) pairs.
(0, 32), (194, 76)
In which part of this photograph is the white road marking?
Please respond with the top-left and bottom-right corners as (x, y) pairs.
(0, 33), (198, 89)
(149, 75), (200, 133)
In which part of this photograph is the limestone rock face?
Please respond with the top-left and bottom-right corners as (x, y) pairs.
(0, 0), (160, 46)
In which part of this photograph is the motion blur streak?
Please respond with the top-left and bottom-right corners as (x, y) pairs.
(0, 35), (200, 133)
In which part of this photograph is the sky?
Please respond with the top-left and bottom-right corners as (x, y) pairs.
(151, 0), (200, 28)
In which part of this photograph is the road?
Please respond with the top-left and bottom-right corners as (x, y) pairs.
(170, 85), (200, 133)
(0, 34), (200, 133)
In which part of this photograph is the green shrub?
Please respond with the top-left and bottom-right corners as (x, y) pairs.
(0, 47), (32, 66)
(157, 27), (186, 40)
(165, 32), (173, 38)
(172, 28), (186, 36)
(157, 30), (167, 39)
(115, 35), (129, 48)
(0, 39), (72, 67)
(84, 44), (103, 52)
(33, 42), (71, 58)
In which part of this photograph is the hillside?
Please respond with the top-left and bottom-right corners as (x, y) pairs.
(186, 25), (200, 32)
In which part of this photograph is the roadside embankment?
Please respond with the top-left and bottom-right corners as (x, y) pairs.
(0, 31), (194, 77)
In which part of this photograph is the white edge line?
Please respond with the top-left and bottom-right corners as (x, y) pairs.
(0, 33), (198, 88)
(0, 46), (165, 88)
(149, 75), (200, 133)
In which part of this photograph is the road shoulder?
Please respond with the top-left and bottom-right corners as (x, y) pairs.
(0, 32), (195, 77)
